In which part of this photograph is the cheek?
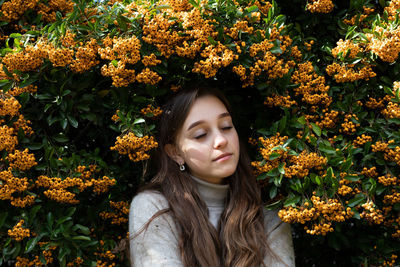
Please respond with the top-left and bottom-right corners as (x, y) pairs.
(180, 142), (210, 164)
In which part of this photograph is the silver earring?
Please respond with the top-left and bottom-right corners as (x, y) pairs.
(179, 163), (185, 171)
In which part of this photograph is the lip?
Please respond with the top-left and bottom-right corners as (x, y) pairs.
(213, 153), (233, 162)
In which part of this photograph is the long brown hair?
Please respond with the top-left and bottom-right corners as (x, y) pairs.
(134, 87), (274, 267)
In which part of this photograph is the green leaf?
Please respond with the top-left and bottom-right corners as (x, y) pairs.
(310, 122), (321, 137)
(0, 212), (7, 228)
(72, 224), (90, 235)
(207, 36), (217, 46)
(284, 195), (301, 207)
(269, 186), (277, 199)
(72, 235), (91, 241)
(246, 5), (258, 13)
(257, 172), (268, 181)
(67, 115), (78, 128)
(269, 152), (281, 160)
(133, 118), (145, 124)
(347, 194), (365, 207)
(278, 162), (285, 174)
(25, 234), (44, 253)
(297, 116), (306, 125)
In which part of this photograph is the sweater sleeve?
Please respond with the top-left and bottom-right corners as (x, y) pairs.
(263, 209), (295, 267)
(129, 191), (184, 267)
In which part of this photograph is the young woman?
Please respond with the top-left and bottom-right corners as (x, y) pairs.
(129, 87), (295, 267)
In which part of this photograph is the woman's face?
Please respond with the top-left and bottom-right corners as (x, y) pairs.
(167, 95), (240, 184)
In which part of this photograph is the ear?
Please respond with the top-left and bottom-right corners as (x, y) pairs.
(164, 144), (184, 165)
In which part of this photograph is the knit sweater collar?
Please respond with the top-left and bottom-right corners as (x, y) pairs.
(190, 175), (229, 207)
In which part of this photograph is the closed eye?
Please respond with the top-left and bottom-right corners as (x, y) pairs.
(194, 133), (206, 139)
(194, 127), (232, 139)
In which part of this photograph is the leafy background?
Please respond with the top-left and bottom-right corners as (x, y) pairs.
(0, 0), (399, 266)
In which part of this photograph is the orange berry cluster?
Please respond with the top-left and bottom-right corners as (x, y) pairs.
(0, 168), (35, 207)
(264, 94), (296, 108)
(306, 0), (334, 13)
(140, 104), (163, 117)
(285, 151), (327, 178)
(353, 134), (373, 147)
(316, 109), (339, 129)
(304, 40), (314, 51)
(331, 39), (362, 59)
(66, 257), (84, 267)
(0, 92), (21, 117)
(8, 84), (38, 97)
(142, 13), (184, 58)
(326, 62), (376, 83)
(343, 14), (368, 26)
(377, 174), (398, 186)
(36, 0), (74, 22)
(111, 110), (120, 122)
(110, 132), (158, 162)
(291, 62), (331, 106)
(382, 254), (398, 267)
(383, 191), (400, 205)
(99, 36), (141, 87)
(233, 26), (294, 87)
(0, 125), (18, 152)
(226, 20), (254, 40)
(36, 165), (116, 203)
(365, 96), (389, 109)
(6, 148), (38, 171)
(69, 38), (100, 73)
(371, 140), (400, 166)
(278, 195), (354, 235)
(371, 140), (392, 153)
(339, 114), (359, 135)
(13, 114), (34, 136)
(290, 45), (303, 60)
(101, 61), (136, 87)
(1, 44), (48, 73)
(385, 0), (400, 21)
(251, 133), (288, 176)
(141, 54), (161, 67)
(48, 46), (74, 67)
(360, 201), (384, 224)
(99, 200), (129, 225)
(252, 0), (272, 16)
(0, 0), (39, 22)
(337, 184), (353, 196)
(381, 101), (400, 119)
(8, 219), (30, 241)
(43, 188), (79, 204)
(41, 246), (56, 265)
(343, 6), (374, 25)
(192, 42), (238, 78)
(361, 166), (379, 177)
(367, 26), (400, 63)
(135, 68), (162, 85)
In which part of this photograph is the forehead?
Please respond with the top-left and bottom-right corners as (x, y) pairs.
(183, 95), (229, 125)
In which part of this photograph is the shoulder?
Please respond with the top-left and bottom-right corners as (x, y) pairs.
(263, 208), (295, 266)
(131, 190), (170, 211)
(129, 190), (172, 230)
(263, 208), (286, 234)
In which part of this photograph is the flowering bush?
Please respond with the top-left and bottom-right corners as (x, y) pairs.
(1, 0), (400, 265)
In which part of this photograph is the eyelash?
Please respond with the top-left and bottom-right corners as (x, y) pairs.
(194, 126), (233, 139)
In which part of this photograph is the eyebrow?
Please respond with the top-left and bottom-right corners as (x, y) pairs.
(187, 112), (231, 131)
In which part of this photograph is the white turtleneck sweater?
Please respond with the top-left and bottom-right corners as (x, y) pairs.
(129, 176), (295, 266)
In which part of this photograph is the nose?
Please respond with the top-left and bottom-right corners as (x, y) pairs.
(213, 131), (228, 149)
